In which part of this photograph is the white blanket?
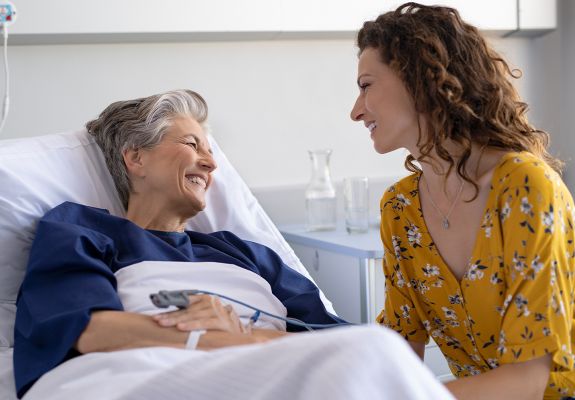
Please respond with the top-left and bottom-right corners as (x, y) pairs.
(21, 261), (455, 400)
(23, 325), (454, 400)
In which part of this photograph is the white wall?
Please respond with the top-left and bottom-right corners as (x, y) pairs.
(1, 37), (535, 182)
(522, 0), (575, 193)
(557, 0), (575, 191)
(1, 23), (565, 221)
(3, 39), (411, 191)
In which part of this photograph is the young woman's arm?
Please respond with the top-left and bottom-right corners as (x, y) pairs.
(409, 341), (425, 360)
(445, 354), (551, 400)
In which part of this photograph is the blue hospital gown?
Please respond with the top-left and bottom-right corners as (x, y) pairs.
(13, 201), (346, 398)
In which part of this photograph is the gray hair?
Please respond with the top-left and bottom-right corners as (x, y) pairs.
(86, 89), (209, 210)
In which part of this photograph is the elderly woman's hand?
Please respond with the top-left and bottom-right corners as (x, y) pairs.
(152, 294), (244, 333)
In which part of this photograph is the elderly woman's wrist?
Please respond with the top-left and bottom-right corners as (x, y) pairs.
(250, 329), (288, 342)
(185, 329), (207, 350)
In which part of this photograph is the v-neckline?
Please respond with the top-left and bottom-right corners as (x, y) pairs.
(413, 152), (517, 285)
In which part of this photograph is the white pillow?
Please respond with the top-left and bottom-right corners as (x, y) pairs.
(0, 348), (16, 400)
(0, 129), (334, 349)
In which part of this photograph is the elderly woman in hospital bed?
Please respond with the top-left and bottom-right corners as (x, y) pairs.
(5, 89), (453, 400)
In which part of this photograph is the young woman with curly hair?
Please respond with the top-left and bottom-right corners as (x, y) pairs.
(350, 3), (574, 399)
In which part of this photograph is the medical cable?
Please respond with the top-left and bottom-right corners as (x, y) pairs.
(243, 310), (260, 334)
(150, 289), (353, 331)
(0, 23), (8, 134)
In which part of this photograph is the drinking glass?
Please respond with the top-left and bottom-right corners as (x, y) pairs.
(343, 177), (369, 234)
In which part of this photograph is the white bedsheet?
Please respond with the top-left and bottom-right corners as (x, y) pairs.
(116, 261), (288, 330)
(23, 325), (455, 400)
(18, 261), (455, 399)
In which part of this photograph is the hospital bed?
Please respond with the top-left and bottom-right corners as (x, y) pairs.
(0, 129), (453, 400)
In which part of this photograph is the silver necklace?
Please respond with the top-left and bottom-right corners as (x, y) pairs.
(422, 175), (464, 229)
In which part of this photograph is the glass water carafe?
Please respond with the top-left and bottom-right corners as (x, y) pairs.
(305, 149), (336, 231)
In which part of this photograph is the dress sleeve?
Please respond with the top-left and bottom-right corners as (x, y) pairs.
(14, 210), (124, 398)
(497, 174), (575, 371)
(377, 193), (428, 344)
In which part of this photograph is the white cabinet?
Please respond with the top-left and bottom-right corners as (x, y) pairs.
(405, 0), (517, 32)
(279, 0), (388, 33)
(281, 224), (385, 324)
(518, 0), (557, 31)
(426, 342), (454, 382)
(12, 0), (281, 34)
(9, 0), (556, 44)
(289, 242), (378, 324)
(281, 224), (452, 380)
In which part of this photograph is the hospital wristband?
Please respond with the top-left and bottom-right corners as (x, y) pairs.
(185, 329), (206, 350)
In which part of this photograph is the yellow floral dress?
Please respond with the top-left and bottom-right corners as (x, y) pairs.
(377, 152), (575, 399)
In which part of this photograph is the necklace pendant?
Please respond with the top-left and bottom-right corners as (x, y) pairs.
(442, 218), (450, 229)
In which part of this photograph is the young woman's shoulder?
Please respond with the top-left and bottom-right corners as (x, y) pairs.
(381, 172), (420, 202)
(494, 152), (564, 195)
(383, 173), (419, 198)
(380, 172), (420, 215)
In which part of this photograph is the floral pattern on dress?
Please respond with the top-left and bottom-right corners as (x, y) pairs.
(377, 152), (575, 399)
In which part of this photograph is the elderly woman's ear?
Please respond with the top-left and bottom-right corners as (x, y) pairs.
(123, 148), (146, 178)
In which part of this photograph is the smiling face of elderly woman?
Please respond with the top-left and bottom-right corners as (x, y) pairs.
(86, 89), (216, 220)
(125, 115), (217, 219)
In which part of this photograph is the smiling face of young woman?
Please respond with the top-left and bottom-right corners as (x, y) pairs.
(128, 115), (217, 221)
(350, 47), (422, 155)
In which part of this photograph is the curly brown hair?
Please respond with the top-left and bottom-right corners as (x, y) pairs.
(356, 2), (562, 196)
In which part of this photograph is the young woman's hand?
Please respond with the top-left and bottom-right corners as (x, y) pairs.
(152, 294), (244, 333)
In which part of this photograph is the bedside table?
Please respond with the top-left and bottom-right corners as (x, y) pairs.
(279, 223), (384, 324)
(279, 223), (453, 382)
